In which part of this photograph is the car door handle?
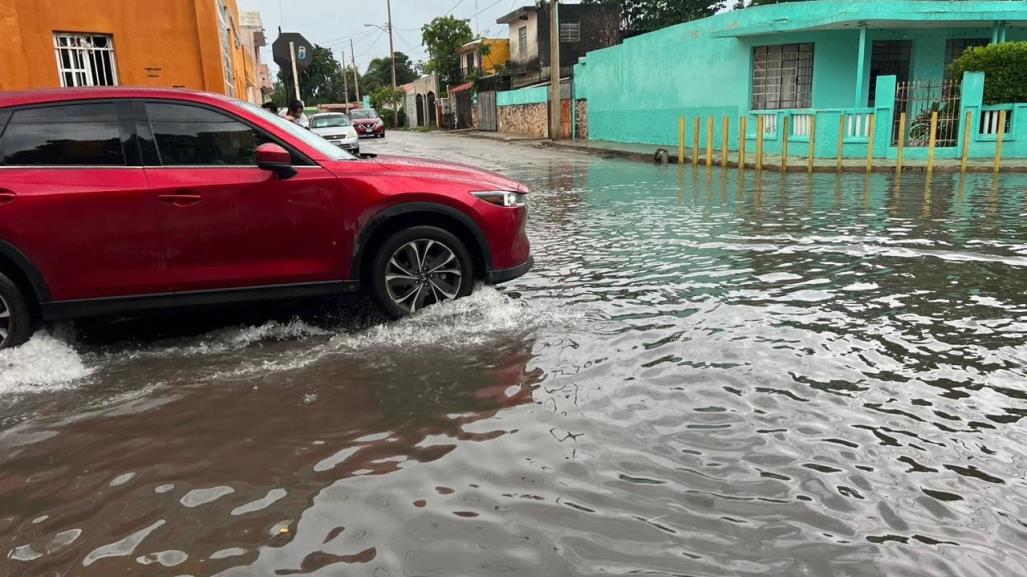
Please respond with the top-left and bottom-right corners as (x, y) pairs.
(158, 193), (203, 207)
(0, 190), (15, 206)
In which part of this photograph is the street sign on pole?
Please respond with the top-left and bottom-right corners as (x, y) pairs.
(273, 33), (313, 101)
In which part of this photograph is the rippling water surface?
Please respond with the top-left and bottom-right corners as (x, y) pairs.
(3, 133), (1027, 577)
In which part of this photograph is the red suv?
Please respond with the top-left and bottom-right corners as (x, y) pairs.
(0, 88), (532, 349)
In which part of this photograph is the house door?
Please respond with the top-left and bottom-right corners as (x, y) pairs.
(869, 40), (911, 105)
(478, 91), (497, 132)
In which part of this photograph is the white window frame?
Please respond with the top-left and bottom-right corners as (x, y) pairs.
(217, 0), (235, 96)
(559, 22), (581, 43)
(54, 33), (118, 87)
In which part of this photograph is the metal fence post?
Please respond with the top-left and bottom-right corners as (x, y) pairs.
(961, 110), (972, 173)
(808, 115), (817, 173)
(927, 110), (939, 174)
(706, 117), (714, 167)
(866, 114), (876, 174)
(693, 117), (700, 166)
(739, 116), (747, 170)
(781, 115), (790, 173)
(722, 116), (730, 168)
(995, 109), (1006, 173)
(837, 114), (845, 172)
(896, 112), (907, 173)
(678, 117), (685, 165)
(756, 115), (765, 171)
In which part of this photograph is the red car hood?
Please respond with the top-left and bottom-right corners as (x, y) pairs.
(370, 155), (528, 193)
(352, 118), (380, 125)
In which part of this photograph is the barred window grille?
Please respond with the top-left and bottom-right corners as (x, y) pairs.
(944, 38), (989, 78)
(54, 33), (118, 87)
(560, 22), (581, 43)
(518, 26), (528, 61)
(217, 0), (235, 96)
(752, 43), (813, 110)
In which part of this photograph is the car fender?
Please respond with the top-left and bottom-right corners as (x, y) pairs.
(351, 201), (493, 280)
(0, 240), (50, 302)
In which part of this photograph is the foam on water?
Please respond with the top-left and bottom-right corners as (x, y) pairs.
(328, 286), (573, 351)
(116, 318), (330, 361)
(0, 334), (92, 394)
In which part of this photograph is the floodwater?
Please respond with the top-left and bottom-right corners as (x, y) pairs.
(3, 133), (1027, 577)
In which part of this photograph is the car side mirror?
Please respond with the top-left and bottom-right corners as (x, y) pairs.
(256, 143), (296, 179)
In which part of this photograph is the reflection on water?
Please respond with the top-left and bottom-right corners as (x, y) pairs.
(2, 141), (1027, 576)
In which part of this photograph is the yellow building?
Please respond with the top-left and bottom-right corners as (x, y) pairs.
(457, 38), (511, 78)
(0, 0), (264, 102)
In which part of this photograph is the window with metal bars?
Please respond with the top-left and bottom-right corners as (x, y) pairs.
(944, 38), (989, 77)
(54, 33), (118, 87)
(560, 22), (581, 43)
(518, 26), (528, 61)
(751, 43), (814, 110)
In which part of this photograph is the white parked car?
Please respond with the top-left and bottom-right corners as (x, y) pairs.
(309, 113), (360, 154)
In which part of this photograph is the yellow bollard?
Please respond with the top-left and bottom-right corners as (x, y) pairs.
(678, 117), (685, 165)
(866, 114), (876, 174)
(961, 110), (972, 173)
(808, 116), (817, 174)
(781, 116), (790, 173)
(739, 116), (747, 169)
(693, 117), (700, 166)
(721, 116), (730, 168)
(896, 112), (907, 174)
(837, 114), (845, 173)
(995, 109), (1007, 173)
(706, 117), (714, 167)
(927, 110), (939, 174)
(756, 115), (765, 171)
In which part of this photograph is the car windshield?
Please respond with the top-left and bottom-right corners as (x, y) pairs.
(350, 109), (379, 120)
(236, 100), (355, 161)
(311, 114), (351, 128)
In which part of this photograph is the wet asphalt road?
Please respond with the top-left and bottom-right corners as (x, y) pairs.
(2, 131), (1027, 577)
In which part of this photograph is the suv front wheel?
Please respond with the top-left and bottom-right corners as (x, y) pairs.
(370, 226), (474, 319)
(0, 272), (32, 349)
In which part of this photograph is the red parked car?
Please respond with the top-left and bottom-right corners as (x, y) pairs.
(0, 88), (532, 349)
(350, 108), (386, 138)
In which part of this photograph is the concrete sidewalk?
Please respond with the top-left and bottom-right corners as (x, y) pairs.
(455, 131), (1027, 174)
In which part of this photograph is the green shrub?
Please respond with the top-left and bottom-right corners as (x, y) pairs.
(380, 108), (407, 129)
(950, 41), (1027, 104)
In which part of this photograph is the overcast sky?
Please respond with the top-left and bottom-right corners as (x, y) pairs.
(237, 0), (583, 75)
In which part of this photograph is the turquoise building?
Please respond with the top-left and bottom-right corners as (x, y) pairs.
(563, 0), (1027, 161)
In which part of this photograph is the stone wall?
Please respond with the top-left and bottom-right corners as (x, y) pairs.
(498, 103), (549, 138)
(575, 100), (588, 140)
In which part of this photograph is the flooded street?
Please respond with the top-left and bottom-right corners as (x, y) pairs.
(3, 132), (1027, 576)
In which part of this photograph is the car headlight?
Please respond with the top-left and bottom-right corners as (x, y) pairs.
(472, 191), (527, 207)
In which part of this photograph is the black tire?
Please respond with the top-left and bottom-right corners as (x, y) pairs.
(0, 272), (33, 349)
(369, 226), (475, 319)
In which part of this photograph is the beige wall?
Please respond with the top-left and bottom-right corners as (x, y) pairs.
(509, 12), (539, 65)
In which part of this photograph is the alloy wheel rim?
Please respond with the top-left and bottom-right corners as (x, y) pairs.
(0, 293), (10, 345)
(385, 239), (463, 314)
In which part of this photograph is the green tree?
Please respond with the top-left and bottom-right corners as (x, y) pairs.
(361, 51), (418, 94)
(371, 86), (408, 127)
(950, 41), (1027, 104)
(277, 44), (344, 105)
(582, 0), (723, 34)
(421, 15), (474, 88)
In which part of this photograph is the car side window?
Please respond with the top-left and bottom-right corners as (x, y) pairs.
(147, 102), (267, 166)
(1, 103), (125, 166)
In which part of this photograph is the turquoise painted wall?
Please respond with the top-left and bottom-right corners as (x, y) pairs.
(497, 86), (549, 107)
(572, 0), (1027, 156)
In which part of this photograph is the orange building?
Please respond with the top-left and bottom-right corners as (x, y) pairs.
(0, 0), (264, 102)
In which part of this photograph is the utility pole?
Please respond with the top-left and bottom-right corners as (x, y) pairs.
(549, 0), (561, 140)
(350, 38), (361, 103)
(386, 0), (398, 119)
(289, 41), (301, 101)
(341, 48), (349, 108)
